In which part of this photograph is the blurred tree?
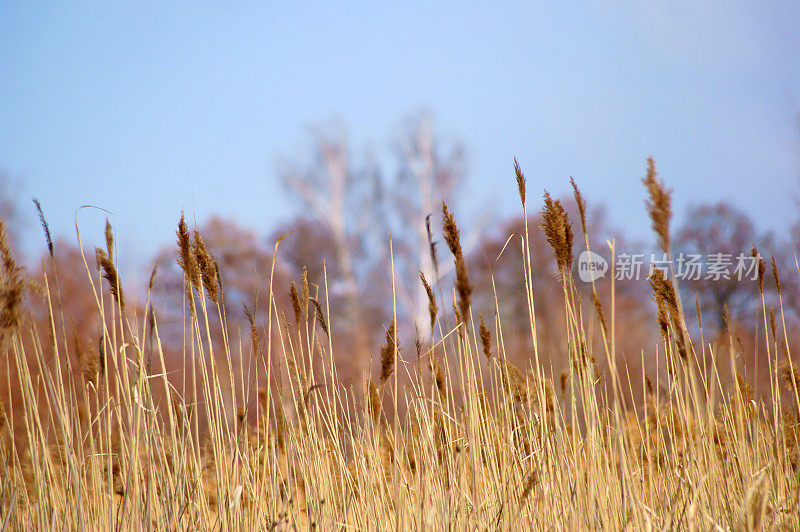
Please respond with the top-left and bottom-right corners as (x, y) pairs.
(675, 202), (779, 332)
(388, 111), (468, 336)
(278, 112), (469, 378)
(468, 196), (652, 374)
(279, 120), (378, 359)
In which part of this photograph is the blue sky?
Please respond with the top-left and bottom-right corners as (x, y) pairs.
(1, 1), (799, 279)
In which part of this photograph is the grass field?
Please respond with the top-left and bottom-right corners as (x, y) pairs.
(0, 159), (798, 530)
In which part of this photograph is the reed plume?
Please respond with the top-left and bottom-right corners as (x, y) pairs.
(419, 271), (437, 332)
(769, 307), (777, 345)
(648, 269), (687, 360)
(244, 304), (260, 357)
(752, 247), (765, 294)
(105, 218), (114, 261)
(310, 298), (329, 338)
(479, 315), (492, 359)
(368, 379), (381, 424)
(591, 291), (608, 339)
(539, 191), (573, 275)
(0, 217), (23, 330)
(570, 177), (587, 237)
(780, 360), (800, 393)
(642, 157), (672, 254)
(148, 262), (158, 291)
(193, 230), (219, 303)
(771, 257), (781, 296)
(289, 282), (302, 329)
(301, 266), (310, 321)
(176, 212), (198, 313)
(379, 319), (398, 386)
(95, 247), (124, 308)
(442, 201), (472, 323)
(513, 157), (526, 207)
(32, 198), (53, 258)
(79, 335), (103, 386)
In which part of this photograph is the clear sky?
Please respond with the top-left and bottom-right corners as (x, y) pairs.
(2, 1), (799, 280)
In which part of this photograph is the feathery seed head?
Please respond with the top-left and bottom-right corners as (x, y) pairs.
(642, 157), (672, 254)
(570, 177), (588, 238)
(32, 199), (53, 258)
(192, 230), (219, 303)
(379, 319), (398, 386)
(301, 266), (310, 321)
(289, 282), (301, 328)
(420, 271), (438, 332)
(96, 247), (124, 309)
(513, 157), (526, 207)
(479, 315), (492, 359)
(105, 218), (114, 260)
(540, 191), (574, 275)
(771, 257), (781, 296)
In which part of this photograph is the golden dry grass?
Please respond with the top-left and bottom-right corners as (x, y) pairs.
(0, 159), (798, 530)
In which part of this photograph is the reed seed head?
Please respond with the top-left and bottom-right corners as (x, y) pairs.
(570, 177), (587, 238)
(32, 198), (53, 258)
(648, 269), (687, 360)
(176, 212), (198, 313)
(479, 315), (492, 359)
(192, 230), (219, 303)
(752, 247), (765, 294)
(0, 217), (24, 331)
(148, 262), (158, 292)
(441, 202), (472, 322)
(513, 157), (526, 207)
(769, 307), (776, 345)
(779, 360), (800, 393)
(301, 266), (310, 321)
(95, 247), (124, 309)
(771, 257), (781, 296)
(419, 271), (438, 332)
(105, 218), (114, 260)
(310, 297), (329, 338)
(79, 336), (102, 386)
(540, 191), (574, 275)
(243, 304), (260, 357)
(289, 282), (301, 329)
(591, 291), (608, 339)
(379, 319), (398, 386)
(642, 157), (672, 254)
(368, 379), (381, 424)
(441, 201), (461, 258)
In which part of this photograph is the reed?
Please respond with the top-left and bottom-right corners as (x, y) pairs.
(0, 157), (797, 530)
